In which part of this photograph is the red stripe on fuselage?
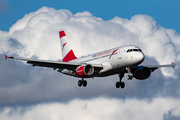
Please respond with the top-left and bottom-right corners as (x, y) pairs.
(59, 31), (66, 38)
(63, 49), (77, 62)
(109, 49), (119, 59)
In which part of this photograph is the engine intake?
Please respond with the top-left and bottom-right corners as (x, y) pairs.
(132, 66), (151, 80)
(76, 64), (94, 77)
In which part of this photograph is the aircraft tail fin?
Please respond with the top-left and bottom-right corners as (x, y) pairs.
(59, 31), (77, 62)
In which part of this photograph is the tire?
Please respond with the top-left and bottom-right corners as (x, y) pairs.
(83, 80), (87, 87)
(127, 75), (133, 80)
(120, 82), (125, 89)
(116, 82), (120, 88)
(78, 80), (82, 87)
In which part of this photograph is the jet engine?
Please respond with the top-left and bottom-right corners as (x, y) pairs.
(132, 66), (151, 80)
(76, 64), (94, 77)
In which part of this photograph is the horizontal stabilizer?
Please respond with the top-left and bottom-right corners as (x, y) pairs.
(5, 55), (8, 60)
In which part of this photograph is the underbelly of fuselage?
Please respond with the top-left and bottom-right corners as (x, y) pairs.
(97, 67), (125, 77)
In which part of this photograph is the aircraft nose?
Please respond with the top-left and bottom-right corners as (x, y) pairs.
(136, 52), (145, 64)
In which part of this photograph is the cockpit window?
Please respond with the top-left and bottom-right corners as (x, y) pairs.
(133, 49), (138, 52)
(127, 49), (132, 53)
(127, 49), (142, 53)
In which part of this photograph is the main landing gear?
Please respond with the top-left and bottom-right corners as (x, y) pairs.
(116, 67), (133, 89)
(116, 73), (125, 88)
(78, 78), (87, 87)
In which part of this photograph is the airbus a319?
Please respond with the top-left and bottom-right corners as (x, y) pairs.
(5, 31), (175, 89)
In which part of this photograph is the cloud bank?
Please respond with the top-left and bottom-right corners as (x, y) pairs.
(0, 6), (180, 120)
(0, 97), (180, 120)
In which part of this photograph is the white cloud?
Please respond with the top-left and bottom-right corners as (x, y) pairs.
(0, 97), (180, 120)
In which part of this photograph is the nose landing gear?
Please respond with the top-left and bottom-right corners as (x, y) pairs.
(126, 67), (133, 80)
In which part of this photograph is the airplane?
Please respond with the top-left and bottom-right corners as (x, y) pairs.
(5, 30), (175, 89)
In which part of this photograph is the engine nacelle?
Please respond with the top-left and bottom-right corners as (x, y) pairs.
(76, 64), (94, 77)
(132, 66), (151, 80)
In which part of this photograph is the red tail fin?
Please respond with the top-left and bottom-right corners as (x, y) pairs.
(59, 31), (77, 62)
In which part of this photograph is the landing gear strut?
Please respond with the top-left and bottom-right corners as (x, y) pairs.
(78, 78), (87, 87)
(126, 67), (133, 80)
(116, 72), (125, 89)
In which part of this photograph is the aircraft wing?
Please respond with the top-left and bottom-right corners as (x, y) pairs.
(5, 55), (103, 70)
(146, 63), (175, 72)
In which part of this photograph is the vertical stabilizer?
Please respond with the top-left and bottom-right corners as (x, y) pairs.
(59, 31), (77, 62)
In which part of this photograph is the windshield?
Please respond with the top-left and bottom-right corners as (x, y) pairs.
(126, 49), (142, 53)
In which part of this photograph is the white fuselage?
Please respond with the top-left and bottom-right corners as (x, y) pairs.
(60, 45), (145, 77)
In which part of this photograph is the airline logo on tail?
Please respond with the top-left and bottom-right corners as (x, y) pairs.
(59, 31), (77, 62)
(62, 42), (67, 51)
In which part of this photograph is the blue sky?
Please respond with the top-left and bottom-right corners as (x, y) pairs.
(0, 0), (180, 32)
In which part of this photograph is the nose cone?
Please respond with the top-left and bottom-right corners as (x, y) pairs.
(136, 52), (145, 64)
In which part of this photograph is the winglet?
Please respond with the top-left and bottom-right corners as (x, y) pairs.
(5, 55), (8, 60)
(172, 63), (175, 68)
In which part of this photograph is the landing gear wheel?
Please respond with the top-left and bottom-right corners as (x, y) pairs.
(120, 82), (125, 89)
(116, 82), (125, 89)
(127, 75), (133, 80)
(78, 79), (87, 87)
(78, 80), (82, 87)
(83, 80), (87, 87)
(116, 72), (126, 89)
(126, 67), (133, 80)
(116, 82), (120, 88)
